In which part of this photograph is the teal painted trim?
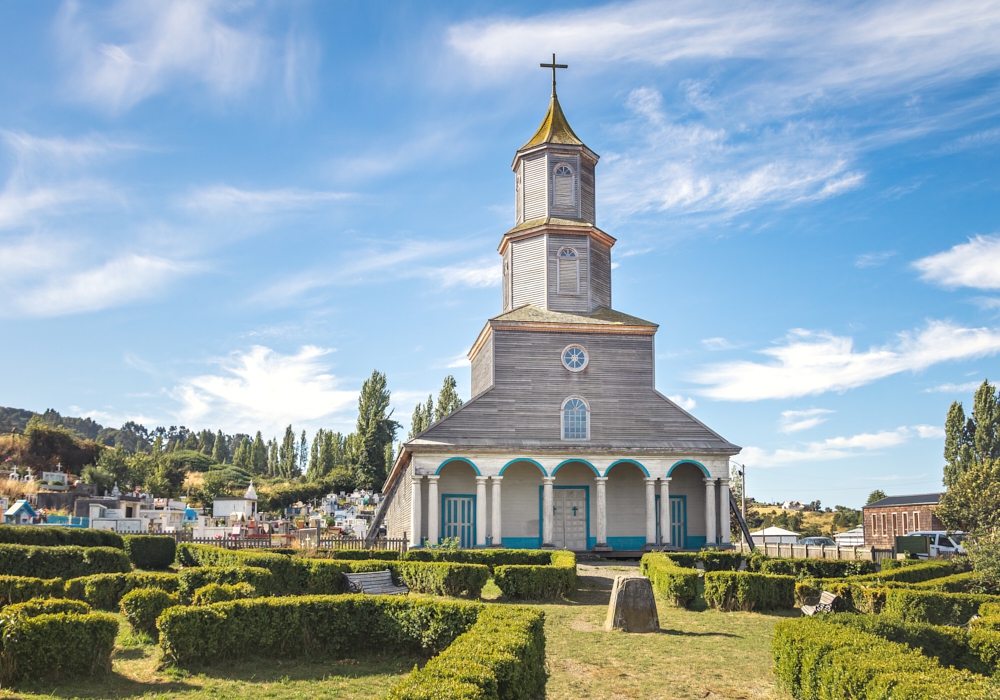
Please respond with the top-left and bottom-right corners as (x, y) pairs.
(435, 457), (481, 476)
(441, 492), (476, 548)
(553, 458), (599, 476)
(538, 484), (591, 548)
(686, 535), (707, 549)
(499, 458), (547, 476)
(502, 537), (541, 549)
(605, 459), (650, 477)
(607, 536), (646, 550)
(667, 459), (710, 478)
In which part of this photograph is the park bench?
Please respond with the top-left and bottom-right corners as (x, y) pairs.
(343, 570), (409, 595)
(801, 590), (842, 616)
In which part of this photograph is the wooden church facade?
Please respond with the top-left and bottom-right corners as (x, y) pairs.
(379, 82), (741, 552)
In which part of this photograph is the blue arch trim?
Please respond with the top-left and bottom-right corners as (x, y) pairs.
(499, 458), (547, 476)
(604, 459), (650, 477)
(667, 459), (710, 478)
(435, 457), (481, 476)
(552, 458), (600, 476)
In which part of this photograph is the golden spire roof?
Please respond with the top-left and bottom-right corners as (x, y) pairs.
(519, 93), (584, 150)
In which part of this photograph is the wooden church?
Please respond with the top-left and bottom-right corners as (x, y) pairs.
(379, 65), (741, 553)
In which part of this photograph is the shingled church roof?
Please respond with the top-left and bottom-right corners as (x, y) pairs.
(520, 93), (584, 150)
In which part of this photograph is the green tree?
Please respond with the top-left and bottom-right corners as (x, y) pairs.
(212, 430), (229, 464)
(233, 437), (251, 471)
(279, 425), (296, 478)
(81, 464), (115, 494)
(352, 370), (400, 489)
(299, 430), (308, 475)
(972, 380), (1000, 462)
(434, 376), (463, 422)
(866, 490), (887, 505)
(308, 428), (323, 479)
(937, 459), (1000, 534)
(124, 452), (157, 490)
(267, 439), (278, 477)
(251, 432), (267, 475)
(196, 429), (214, 455)
(409, 395), (434, 438)
(95, 446), (130, 488)
(944, 380), (999, 487)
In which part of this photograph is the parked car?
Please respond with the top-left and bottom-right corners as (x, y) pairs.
(797, 536), (836, 547)
(910, 531), (966, 558)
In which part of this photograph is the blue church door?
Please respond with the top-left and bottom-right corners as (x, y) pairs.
(443, 496), (475, 548)
(670, 497), (686, 549)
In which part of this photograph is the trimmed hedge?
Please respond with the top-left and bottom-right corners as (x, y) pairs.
(120, 588), (180, 637)
(404, 549), (552, 572)
(754, 557), (878, 579)
(882, 588), (1000, 626)
(0, 602), (118, 686)
(176, 545), (299, 590)
(980, 602), (1000, 618)
(178, 566), (274, 600)
(704, 571), (795, 611)
(191, 582), (257, 606)
(639, 552), (698, 608)
(386, 606), (546, 700)
(0, 576), (65, 607)
(123, 535), (177, 570)
(299, 549), (400, 561)
(880, 558), (926, 571)
(698, 551), (743, 571)
(0, 544), (131, 579)
(158, 595), (483, 666)
(853, 560), (956, 584)
(493, 551), (576, 600)
(2, 598), (91, 617)
(773, 616), (998, 699)
(911, 571), (980, 593)
(64, 571), (179, 610)
(0, 525), (123, 549)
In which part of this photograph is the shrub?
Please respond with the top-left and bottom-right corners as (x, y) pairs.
(0, 576), (65, 607)
(853, 560), (956, 585)
(2, 598), (91, 617)
(698, 551), (743, 571)
(979, 602), (1000, 617)
(882, 588), (1000, 626)
(493, 551), (576, 600)
(0, 606), (118, 686)
(177, 566), (274, 600)
(881, 558), (925, 571)
(119, 588), (180, 638)
(300, 549), (400, 561)
(158, 595), (483, 666)
(63, 571), (179, 611)
(123, 535), (177, 570)
(663, 552), (699, 568)
(0, 525), (123, 549)
(0, 544), (131, 579)
(703, 571), (795, 611)
(773, 616), (996, 699)
(176, 545), (298, 591)
(392, 562), (490, 598)
(640, 552), (698, 608)
(386, 606), (546, 700)
(756, 557), (878, 579)
(912, 571), (980, 593)
(191, 583), (257, 606)
(404, 549), (552, 572)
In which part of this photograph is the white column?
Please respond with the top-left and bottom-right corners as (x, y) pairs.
(542, 477), (555, 547)
(409, 476), (422, 548)
(594, 476), (608, 548)
(491, 476), (502, 547)
(475, 476), (487, 547)
(426, 476), (439, 546)
(719, 478), (731, 544)
(704, 478), (717, 546)
(645, 478), (657, 546)
(660, 477), (671, 546)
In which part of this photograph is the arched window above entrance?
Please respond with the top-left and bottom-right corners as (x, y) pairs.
(561, 396), (589, 440)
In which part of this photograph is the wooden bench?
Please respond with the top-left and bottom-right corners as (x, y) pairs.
(801, 591), (841, 616)
(343, 570), (409, 596)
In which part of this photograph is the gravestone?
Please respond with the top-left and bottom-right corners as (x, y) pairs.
(604, 575), (660, 633)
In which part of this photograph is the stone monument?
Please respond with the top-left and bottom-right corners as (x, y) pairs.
(604, 575), (660, 633)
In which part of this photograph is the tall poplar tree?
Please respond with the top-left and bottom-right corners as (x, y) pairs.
(944, 380), (1000, 487)
(279, 425), (296, 478)
(434, 375), (463, 422)
(299, 430), (308, 475)
(352, 370), (400, 489)
(409, 394), (434, 438)
(267, 439), (278, 477)
(211, 430), (228, 464)
(308, 428), (323, 479)
(251, 432), (267, 475)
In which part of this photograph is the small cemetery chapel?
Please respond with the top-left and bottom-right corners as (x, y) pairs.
(380, 61), (741, 552)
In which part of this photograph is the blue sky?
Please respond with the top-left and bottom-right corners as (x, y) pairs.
(1, 0), (999, 507)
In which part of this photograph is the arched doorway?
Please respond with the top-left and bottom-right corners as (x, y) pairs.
(668, 461), (709, 550)
(551, 460), (597, 551)
(437, 459), (479, 548)
(499, 460), (545, 549)
(605, 461), (646, 550)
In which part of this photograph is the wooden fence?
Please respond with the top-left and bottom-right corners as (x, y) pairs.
(169, 534), (276, 550)
(735, 540), (896, 562)
(168, 533), (409, 553)
(316, 535), (408, 554)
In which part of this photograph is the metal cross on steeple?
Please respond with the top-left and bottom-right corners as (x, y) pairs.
(540, 54), (567, 96)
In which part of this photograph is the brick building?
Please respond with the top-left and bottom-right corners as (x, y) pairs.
(862, 493), (945, 548)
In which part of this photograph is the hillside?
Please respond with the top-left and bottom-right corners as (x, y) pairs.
(0, 406), (105, 440)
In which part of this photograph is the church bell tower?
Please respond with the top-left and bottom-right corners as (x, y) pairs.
(501, 56), (614, 316)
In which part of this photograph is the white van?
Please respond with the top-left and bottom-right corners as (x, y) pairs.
(910, 531), (966, 558)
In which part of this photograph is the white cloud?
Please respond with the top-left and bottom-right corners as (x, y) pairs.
(741, 424), (941, 467)
(924, 381), (983, 394)
(174, 345), (357, 435)
(435, 260), (501, 289)
(667, 394), (697, 411)
(778, 408), (833, 434)
(182, 186), (353, 214)
(702, 337), (738, 351)
(446, 352), (472, 369)
(57, 0), (271, 112)
(693, 320), (1000, 401)
(913, 235), (1000, 290)
(940, 127), (1000, 153)
(855, 251), (896, 268)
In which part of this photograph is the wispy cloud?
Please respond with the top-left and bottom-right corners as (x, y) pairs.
(702, 337), (740, 351)
(913, 235), (1000, 290)
(693, 320), (1000, 401)
(855, 251), (896, 268)
(939, 127), (1000, 154)
(667, 394), (697, 410)
(173, 345), (357, 435)
(779, 408), (834, 434)
(446, 352), (472, 369)
(182, 185), (353, 214)
(741, 424), (943, 467)
(924, 381), (984, 394)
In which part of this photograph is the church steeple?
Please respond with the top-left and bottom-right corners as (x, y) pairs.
(520, 93), (584, 150)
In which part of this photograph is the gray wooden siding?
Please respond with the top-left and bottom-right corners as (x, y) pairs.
(522, 155), (547, 221)
(418, 329), (735, 450)
(590, 240), (612, 310)
(580, 161), (596, 224)
(385, 460), (413, 540)
(547, 233), (590, 314)
(502, 248), (512, 312)
(511, 235), (547, 309)
(470, 330), (494, 398)
(548, 153), (580, 219)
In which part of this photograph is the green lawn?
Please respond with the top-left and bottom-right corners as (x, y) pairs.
(2, 562), (793, 699)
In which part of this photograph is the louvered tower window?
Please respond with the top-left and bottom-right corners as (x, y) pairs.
(553, 164), (575, 207)
(557, 247), (579, 294)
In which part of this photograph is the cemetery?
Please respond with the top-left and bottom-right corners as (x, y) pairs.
(0, 521), (997, 699)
